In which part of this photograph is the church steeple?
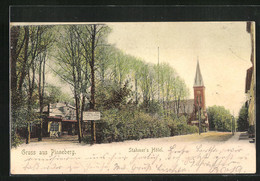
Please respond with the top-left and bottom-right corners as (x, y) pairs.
(194, 59), (204, 87)
(192, 58), (208, 131)
(193, 58), (206, 111)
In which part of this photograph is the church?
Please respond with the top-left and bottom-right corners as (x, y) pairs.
(175, 60), (209, 132)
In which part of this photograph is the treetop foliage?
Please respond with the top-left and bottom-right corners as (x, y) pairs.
(237, 104), (249, 131)
(11, 24), (193, 146)
(207, 105), (233, 132)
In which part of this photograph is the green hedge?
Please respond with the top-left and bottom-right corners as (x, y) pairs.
(98, 109), (171, 143)
(166, 116), (199, 136)
(83, 110), (198, 144)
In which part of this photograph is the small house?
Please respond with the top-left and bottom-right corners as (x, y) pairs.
(43, 102), (78, 137)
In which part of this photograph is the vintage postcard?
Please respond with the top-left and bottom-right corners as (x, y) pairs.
(10, 22), (256, 174)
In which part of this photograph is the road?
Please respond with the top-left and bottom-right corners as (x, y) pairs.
(27, 131), (246, 144)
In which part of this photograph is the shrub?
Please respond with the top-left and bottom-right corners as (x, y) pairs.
(207, 105), (233, 131)
(82, 135), (92, 144)
(167, 116), (198, 136)
(84, 109), (171, 144)
(11, 134), (23, 148)
(139, 101), (163, 116)
(95, 81), (133, 111)
(83, 111), (199, 144)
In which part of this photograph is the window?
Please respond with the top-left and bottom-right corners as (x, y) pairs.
(50, 122), (59, 131)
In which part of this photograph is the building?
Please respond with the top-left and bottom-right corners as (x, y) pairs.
(42, 102), (78, 137)
(190, 60), (209, 130)
(245, 21), (255, 138)
(17, 102), (78, 138)
(169, 60), (209, 131)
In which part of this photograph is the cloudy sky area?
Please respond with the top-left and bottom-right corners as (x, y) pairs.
(107, 22), (252, 116)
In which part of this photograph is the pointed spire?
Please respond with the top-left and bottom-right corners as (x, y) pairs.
(194, 58), (204, 87)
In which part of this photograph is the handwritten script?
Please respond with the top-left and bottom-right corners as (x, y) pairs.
(11, 142), (255, 174)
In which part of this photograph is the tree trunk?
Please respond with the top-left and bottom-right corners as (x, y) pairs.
(38, 60), (43, 141)
(162, 84), (165, 112)
(75, 94), (82, 143)
(80, 96), (85, 138)
(10, 26), (19, 102)
(135, 77), (138, 104)
(101, 62), (105, 85)
(26, 76), (32, 144)
(10, 26), (20, 137)
(90, 25), (96, 110)
(72, 60), (82, 143)
(177, 97), (180, 116)
(166, 86), (169, 117)
(38, 51), (46, 141)
(80, 54), (89, 138)
(26, 123), (30, 144)
(26, 54), (36, 143)
(18, 26), (29, 92)
(90, 25), (96, 143)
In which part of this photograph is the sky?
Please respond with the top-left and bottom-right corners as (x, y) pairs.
(14, 22), (252, 116)
(106, 22), (253, 116)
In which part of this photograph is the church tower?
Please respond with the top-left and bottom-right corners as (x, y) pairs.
(193, 60), (206, 112)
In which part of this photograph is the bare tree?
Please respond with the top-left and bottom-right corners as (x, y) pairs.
(27, 25), (53, 143)
(55, 25), (86, 143)
(83, 24), (109, 143)
(37, 51), (47, 141)
(10, 26), (23, 137)
(11, 25), (53, 144)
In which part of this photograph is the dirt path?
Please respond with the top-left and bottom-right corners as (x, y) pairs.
(29, 135), (79, 144)
(27, 131), (234, 145)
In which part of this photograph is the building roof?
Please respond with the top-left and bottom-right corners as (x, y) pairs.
(48, 116), (63, 120)
(62, 119), (77, 123)
(194, 60), (204, 87)
(43, 102), (76, 121)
